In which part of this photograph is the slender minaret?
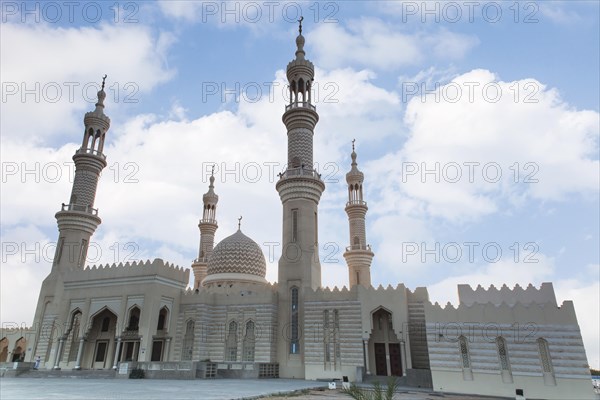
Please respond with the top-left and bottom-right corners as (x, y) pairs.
(276, 17), (324, 290)
(52, 76), (110, 271)
(191, 166), (219, 289)
(276, 18), (324, 379)
(343, 140), (374, 287)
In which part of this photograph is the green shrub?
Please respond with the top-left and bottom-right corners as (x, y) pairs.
(129, 368), (145, 379)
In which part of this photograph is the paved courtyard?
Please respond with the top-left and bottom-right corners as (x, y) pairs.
(0, 378), (326, 400)
(0, 378), (511, 400)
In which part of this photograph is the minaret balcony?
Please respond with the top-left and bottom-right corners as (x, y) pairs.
(285, 101), (316, 111)
(76, 147), (106, 160)
(200, 219), (218, 225)
(346, 244), (372, 252)
(346, 200), (367, 206)
(279, 167), (322, 181)
(60, 203), (98, 216)
(193, 257), (209, 264)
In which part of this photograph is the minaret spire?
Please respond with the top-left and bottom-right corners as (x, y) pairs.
(192, 168), (220, 289)
(52, 75), (110, 271)
(343, 140), (374, 287)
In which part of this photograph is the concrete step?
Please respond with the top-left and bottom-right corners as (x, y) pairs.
(16, 369), (116, 379)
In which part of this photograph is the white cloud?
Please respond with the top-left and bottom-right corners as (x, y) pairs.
(309, 18), (478, 70)
(369, 69), (599, 222)
(0, 23), (175, 141)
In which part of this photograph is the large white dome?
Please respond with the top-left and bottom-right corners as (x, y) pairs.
(203, 229), (267, 285)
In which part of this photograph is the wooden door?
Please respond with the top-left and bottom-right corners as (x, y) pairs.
(389, 343), (402, 376)
(374, 343), (387, 376)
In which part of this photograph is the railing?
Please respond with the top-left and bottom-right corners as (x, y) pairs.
(199, 219), (217, 225)
(76, 147), (106, 159)
(278, 167), (321, 180)
(193, 257), (209, 263)
(61, 203), (98, 215)
(346, 200), (367, 206)
(285, 101), (316, 111)
(345, 244), (372, 252)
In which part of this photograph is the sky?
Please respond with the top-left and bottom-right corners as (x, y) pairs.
(1, 0), (598, 369)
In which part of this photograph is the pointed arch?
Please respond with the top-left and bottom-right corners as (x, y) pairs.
(182, 319), (195, 361)
(242, 320), (256, 362)
(11, 337), (26, 362)
(125, 305), (141, 332)
(67, 309), (83, 362)
(157, 306), (169, 332)
(0, 337), (8, 362)
(225, 320), (238, 361)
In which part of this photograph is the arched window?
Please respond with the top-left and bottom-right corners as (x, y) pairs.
(127, 307), (140, 331)
(225, 321), (238, 361)
(290, 287), (299, 354)
(157, 307), (168, 332)
(458, 335), (471, 369)
(496, 337), (510, 370)
(101, 317), (110, 332)
(242, 321), (256, 362)
(537, 338), (553, 373)
(182, 320), (195, 361)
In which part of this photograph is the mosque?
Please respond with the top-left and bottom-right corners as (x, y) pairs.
(0, 23), (596, 400)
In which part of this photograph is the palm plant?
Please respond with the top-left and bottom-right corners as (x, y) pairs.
(342, 377), (399, 400)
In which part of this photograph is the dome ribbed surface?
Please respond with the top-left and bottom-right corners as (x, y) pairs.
(207, 230), (266, 277)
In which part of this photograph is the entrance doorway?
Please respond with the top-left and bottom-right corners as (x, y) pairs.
(151, 340), (163, 361)
(368, 308), (403, 377)
(93, 340), (109, 369)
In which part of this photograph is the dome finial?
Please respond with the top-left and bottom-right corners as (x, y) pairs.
(294, 16), (306, 60)
(95, 74), (107, 111)
(238, 215), (243, 230)
(352, 138), (355, 152)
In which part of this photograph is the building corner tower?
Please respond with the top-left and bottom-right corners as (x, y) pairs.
(343, 141), (374, 287)
(192, 168), (219, 289)
(276, 19), (325, 378)
(53, 76), (110, 271)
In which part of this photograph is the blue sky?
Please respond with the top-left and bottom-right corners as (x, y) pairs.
(1, 1), (598, 368)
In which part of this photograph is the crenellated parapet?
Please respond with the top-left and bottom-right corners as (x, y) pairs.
(424, 299), (579, 325)
(457, 282), (558, 306)
(63, 258), (189, 286)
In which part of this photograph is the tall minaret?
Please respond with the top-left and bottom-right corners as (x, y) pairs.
(52, 76), (110, 271)
(192, 167), (219, 289)
(276, 17), (324, 291)
(343, 140), (374, 287)
(276, 19), (325, 378)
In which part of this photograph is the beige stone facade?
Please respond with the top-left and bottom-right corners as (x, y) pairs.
(3, 26), (596, 400)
